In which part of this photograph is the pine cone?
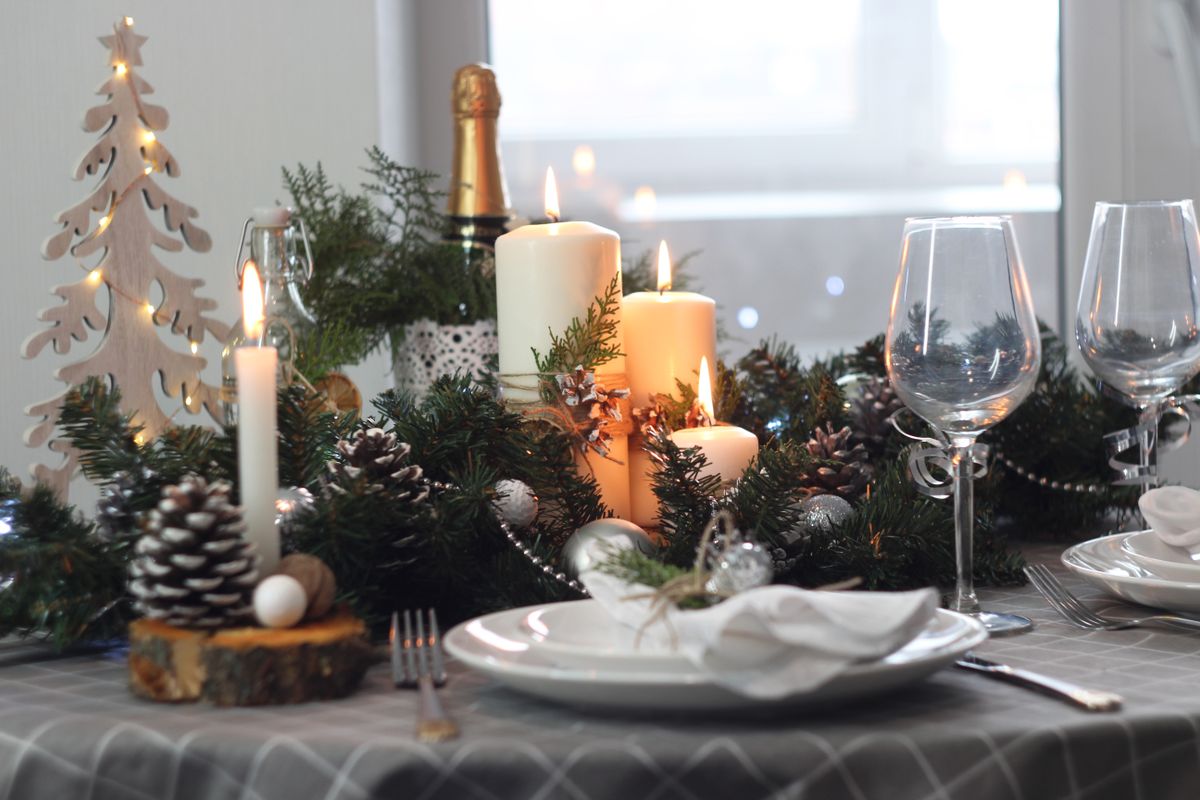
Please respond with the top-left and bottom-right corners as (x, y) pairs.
(95, 468), (151, 541)
(851, 377), (904, 457)
(800, 422), (871, 500)
(128, 475), (258, 628)
(328, 427), (430, 504)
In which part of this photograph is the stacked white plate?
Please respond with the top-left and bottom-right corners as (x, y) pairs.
(1062, 530), (1200, 612)
(444, 599), (986, 712)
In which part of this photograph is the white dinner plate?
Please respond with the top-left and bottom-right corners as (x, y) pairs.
(1121, 529), (1200, 582)
(519, 601), (688, 672)
(445, 600), (987, 711)
(1063, 532), (1200, 612)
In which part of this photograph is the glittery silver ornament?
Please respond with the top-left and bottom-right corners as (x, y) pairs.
(707, 540), (774, 594)
(799, 493), (853, 533)
(275, 486), (315, 532)
(562, 518), (655, 579)
(492, 479), (539, 529)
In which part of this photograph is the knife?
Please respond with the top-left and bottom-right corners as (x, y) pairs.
(955, 653), (1123, 712)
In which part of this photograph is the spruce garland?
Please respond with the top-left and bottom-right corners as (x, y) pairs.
(0, 319), (1142, 650)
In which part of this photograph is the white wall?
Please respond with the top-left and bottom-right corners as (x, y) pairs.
(0, 1), (387, 503)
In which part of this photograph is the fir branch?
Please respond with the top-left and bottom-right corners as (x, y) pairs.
(597, 546), (686, 588)
(277, 384), (356, 490)
(532, 273), (624, 378)
(0, 469), (132, 648)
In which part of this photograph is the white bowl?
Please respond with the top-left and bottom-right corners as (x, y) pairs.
(1121, 529), (1200, 582)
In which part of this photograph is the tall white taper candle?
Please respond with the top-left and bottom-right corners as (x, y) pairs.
(235, 264), (280, 575)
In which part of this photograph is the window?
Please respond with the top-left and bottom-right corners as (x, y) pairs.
(489, 1), (1061, 354)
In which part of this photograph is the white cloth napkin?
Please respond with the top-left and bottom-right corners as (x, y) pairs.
(580, 569), (937, 699)
(1140, 486), (1200, 554)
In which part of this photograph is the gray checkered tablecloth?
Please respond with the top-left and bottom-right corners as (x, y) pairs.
(3, 546), (1200, 800)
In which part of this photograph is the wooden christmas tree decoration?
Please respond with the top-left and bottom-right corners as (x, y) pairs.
(22, 18), (229, 497)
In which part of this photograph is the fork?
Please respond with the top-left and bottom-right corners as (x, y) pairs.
(1024, 564), (1200, 632)
(392, 609), (459, 743)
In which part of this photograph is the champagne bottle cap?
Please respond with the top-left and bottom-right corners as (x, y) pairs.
(452, 63), (502, 119)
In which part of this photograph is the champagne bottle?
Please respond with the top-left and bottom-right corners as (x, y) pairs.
(445, 63), (512, 273)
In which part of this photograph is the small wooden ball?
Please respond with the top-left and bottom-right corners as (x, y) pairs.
(278, 554), (337, 620)
(254, 575), (307, 628)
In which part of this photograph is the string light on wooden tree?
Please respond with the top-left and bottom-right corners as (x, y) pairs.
(21, 18), (230, 498)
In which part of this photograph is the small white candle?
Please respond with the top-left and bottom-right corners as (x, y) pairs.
(670, 357), (758, 483)
(495, 168), (630, 517)
(624, 241), (717, 526)
(235, 263), (280, 575)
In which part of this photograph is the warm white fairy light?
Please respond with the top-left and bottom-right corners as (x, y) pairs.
(142, 130), (156, 144)
(97, 214), (111, 232)
(189, 341), (199, 354)
(143, 165), (153, 175)
(114, 63), (128, 78)
(123, 16), (134, 27)
(87, 269), (102, 284)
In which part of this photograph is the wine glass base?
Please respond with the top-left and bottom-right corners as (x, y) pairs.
(974, 611), (1033, 636)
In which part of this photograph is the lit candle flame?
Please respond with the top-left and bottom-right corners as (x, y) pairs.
(698, 356), (714, 421)
(657, 240), (672, 292)
(544, 167), (560, 222)
(242, 260), (265, 340)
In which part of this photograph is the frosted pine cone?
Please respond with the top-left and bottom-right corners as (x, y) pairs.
(128, 475), (258, 628)
(327, 427), (430, 504)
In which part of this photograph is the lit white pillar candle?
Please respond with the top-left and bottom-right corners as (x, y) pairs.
(234, 263), (280, 575)
(670, 357), (758, 483)
(495, 168), (630, 517)
(624, 241), (717, 526)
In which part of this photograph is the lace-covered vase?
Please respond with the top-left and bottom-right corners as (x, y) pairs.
(392, 318), (497, 401)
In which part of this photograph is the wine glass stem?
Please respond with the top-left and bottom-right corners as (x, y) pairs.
(1139, 401), (1161, 494)
(951, 442), (980, 615)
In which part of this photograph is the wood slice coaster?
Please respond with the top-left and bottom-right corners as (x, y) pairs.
(129, 612), (373, 706)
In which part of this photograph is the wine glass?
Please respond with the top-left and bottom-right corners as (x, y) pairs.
(885, 216), (1041, 634)
(1075, 200), (1200, 490)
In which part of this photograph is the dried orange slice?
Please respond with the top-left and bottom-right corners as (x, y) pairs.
(313, 372), (362, 417)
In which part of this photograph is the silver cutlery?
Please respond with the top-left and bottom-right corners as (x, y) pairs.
(391, 609), (459, 742)
(955, 652), (1123, 712)
(1024, 563), (1200, 632)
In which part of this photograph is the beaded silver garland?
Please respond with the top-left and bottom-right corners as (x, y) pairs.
(994, 451), (1105, 495)
(421, 477), (589, 596)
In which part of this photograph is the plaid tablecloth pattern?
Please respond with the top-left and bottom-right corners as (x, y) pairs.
(3, 545), (1200, 800)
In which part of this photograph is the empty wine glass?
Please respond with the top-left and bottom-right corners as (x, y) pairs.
(886, 216), (1041, 634)
(1075, 200), (1200, 490)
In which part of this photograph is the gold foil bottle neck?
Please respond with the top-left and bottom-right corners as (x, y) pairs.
(453, 63), (502, 119)
(447, 62), (511, 223)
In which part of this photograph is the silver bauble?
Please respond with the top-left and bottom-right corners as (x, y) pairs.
(707, 540), (774, 595)
(562, 518), (655, 578)
(492, 479), (539, 529)
(799, 494), (854, 533)
(275, 486), (315, 532)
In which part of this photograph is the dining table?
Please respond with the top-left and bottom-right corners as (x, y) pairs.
(2, 543), (1199, 800)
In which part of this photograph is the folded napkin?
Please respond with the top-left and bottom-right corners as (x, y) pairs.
(1140, 486), (1200, 554)
(580, 569), (937, 699)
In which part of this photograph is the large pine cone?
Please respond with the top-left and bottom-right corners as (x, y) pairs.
(128, 475), (258, 628)
(851, 377), (904, 457)
(327, 427), (430, 504)
(800, 422), (871, 500)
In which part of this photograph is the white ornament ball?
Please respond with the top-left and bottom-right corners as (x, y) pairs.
(253, 574), (308, 629)
(562, 518), (656, 578)
(800, 494), (854, 533)
(492, 479), (539, 529)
